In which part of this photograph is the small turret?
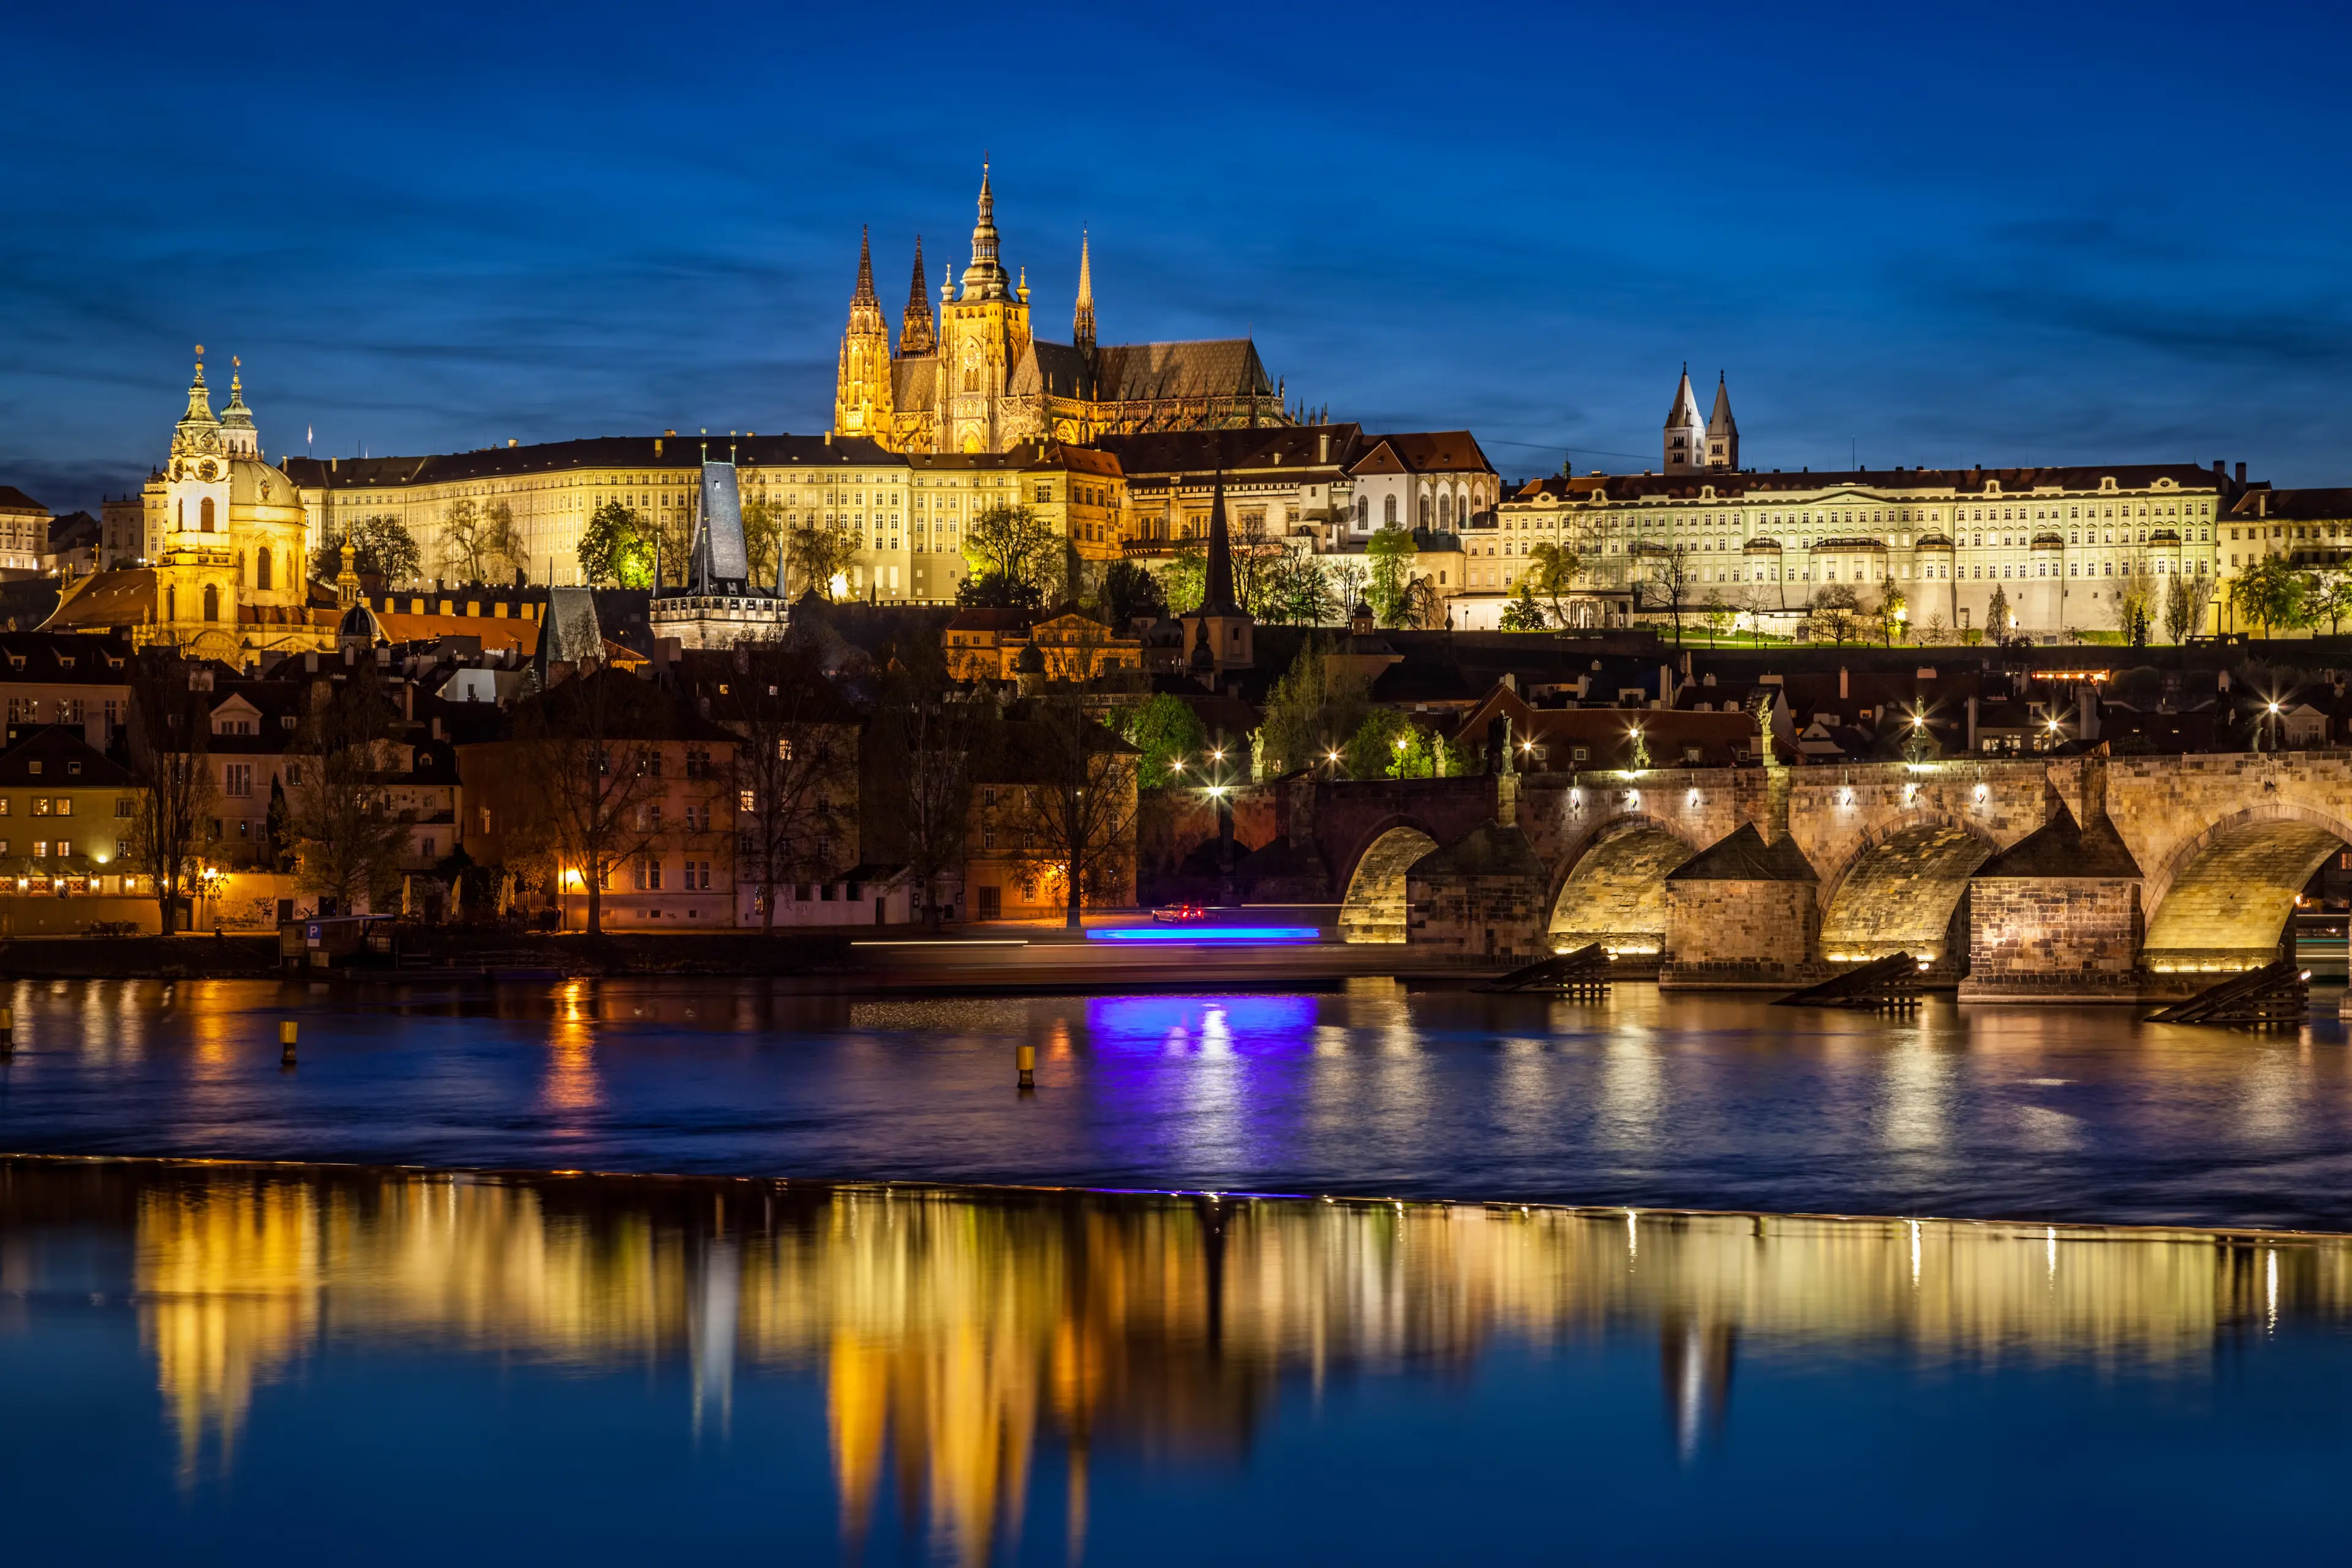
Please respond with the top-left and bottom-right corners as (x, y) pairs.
(899, 235), (936, 356)
(1706, 372), (1738, 471)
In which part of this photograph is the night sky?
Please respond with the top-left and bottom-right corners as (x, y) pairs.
(6, 0), (2347, 515)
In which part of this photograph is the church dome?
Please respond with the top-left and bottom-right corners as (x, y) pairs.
(226, 456), (303, 516)
(337, 601), (385, 646)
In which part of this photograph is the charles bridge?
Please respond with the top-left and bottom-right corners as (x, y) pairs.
(1234, 748), (2352, 999)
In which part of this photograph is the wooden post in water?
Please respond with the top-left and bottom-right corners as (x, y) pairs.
(0, 1005), (13, 1055)
(1016, 1042), (1036, 1090)
(279, 1020), (298, 1067)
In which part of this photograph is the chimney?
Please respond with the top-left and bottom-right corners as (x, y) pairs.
(1317, 431), (1330, 464)
(2236, 461), (2247, 484)
(824, 430), (834, 445)
(1839, 666), (1849, 701)
(2214, 459), (2225, 475)
(507, 438), (518, 448)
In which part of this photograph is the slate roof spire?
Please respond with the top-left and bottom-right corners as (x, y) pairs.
(1072, 230), (1096, 354)
(899, 235), (935, 356)
(1199, 471), (1242, 616)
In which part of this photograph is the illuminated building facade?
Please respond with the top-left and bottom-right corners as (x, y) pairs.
(836, 167), (1292, 456)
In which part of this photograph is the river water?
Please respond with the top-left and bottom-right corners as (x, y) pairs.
(3, 1158), (2349, 1566)
(1, 977), (2350, 1229)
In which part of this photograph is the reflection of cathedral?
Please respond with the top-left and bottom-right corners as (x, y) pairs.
(45, 352), (328, 660)
(836, 167), (1291, 454)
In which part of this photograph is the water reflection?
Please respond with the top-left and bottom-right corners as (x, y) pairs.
(6, 1159), (2348, 1559)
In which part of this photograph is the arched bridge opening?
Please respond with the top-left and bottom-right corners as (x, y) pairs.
(1547, 822), (1698, 956)
(2144, 811), (2351, 974)
(1339, 825), (1440, 944)
(1819, 821), (1995, 972)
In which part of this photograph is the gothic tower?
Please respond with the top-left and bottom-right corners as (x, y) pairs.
(834, 227), (895, 439)
(1663, 364), (1706, 474)
(1072, 230), (1096, 355)
(899, 235), (935, 356)
(937, 164), (1031, 454)
(1706, 372), (1738, 471)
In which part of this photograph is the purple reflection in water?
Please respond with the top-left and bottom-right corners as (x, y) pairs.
(1085, 995), (1319, 1054)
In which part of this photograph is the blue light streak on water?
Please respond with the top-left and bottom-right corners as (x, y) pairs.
(1085, 927), (1320, 944)
(1085, 995), (1319, 1052)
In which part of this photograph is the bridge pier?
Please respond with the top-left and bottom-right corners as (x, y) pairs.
(1658, 824), (1822, 990)
(1956, 803), (2146, 1002)
(1404, 821), (1550, 963)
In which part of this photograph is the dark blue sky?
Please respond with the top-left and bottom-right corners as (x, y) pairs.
(7, 0), (2348, 514)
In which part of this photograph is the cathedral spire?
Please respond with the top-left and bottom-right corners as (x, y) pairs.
(960, 160), (1009, 300)
(1072, 230), (1096, 354)
(853, 225), (879, 307)
(1706, 370), (1738, 472)
(219, 355), (258, 456)
(1663, 363), (1706, 474)
(899, 235), (935, 356)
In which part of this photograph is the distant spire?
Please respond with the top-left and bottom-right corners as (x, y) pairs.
(853, 225), (878, 305)
(172, 345), (221, 459)
(1199, 472), (1242, 616)
(900, 235), (935, 355)
(1706, 371), (1739, 471)
(219, 355), (258, 456)
(1072, 230), (1096, 354)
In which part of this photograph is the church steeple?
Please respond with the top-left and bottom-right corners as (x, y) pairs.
(1706, 371), (1738, 471)
(1200, 472), (1240, 616)
(1663, 363), (1706, 474)
(1072, 230), (1096, 354)
(899, 235), (935, 356)
(960, 162), (1009, 301)
(219, 356), (258, 458)
(835, 226), (895, 439)
(172, 347), (221, 460)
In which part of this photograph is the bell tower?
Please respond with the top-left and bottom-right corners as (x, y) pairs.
(833, 227), (895, 440)
(937, 164), (1031, 454)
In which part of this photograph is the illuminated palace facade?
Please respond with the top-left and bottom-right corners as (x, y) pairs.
(835, 167), (1294, 455)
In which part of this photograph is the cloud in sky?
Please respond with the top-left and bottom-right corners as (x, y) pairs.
(4, 0), (2349, 514)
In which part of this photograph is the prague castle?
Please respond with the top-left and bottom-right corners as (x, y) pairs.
(835, 167), (1293, 454)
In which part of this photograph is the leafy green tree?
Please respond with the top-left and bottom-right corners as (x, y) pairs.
(1159, 538), (1207, 617)
(1117, 693), (1210, 788)
(1345, 706), (1416, 777)
(1099, 559), (1167, 627)
(956, 570), (1043, 611)
(1365, 526), (1417, 626)
(577, 500), (652, 587)
(1523, 541), (1583, 624)
(312, 512), (422, 584)
(2307, 569), (2352, 635)
(2230, 554), (2310, 636)
(1256, 639), (1369, 777)
(1499, 582), (1548, 631)
(1985, 582), (2013, 643)
(2114, 565), (2157, 646)
(963, 503), (1061, 603)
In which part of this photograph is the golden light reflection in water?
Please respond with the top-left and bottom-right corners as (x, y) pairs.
(5, 1162), (2337, 1555)
(543, 981), (601, 1125)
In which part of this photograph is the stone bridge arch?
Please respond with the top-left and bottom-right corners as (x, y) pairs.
(1337, 818), (1443, 944)
(2140, 802), (2352, 972)
(1544, 814), (1703, 956)
(1816, 812), (2000, 969)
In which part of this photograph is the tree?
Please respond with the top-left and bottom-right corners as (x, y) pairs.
(439, 499), (524, 584)
(1003, 693), (1141, 929)
(2229, 555), (2308, 637)
(286, 667), (413, 916)
(869, 639), (997, 927)
(1985, 583), (2013, 642)
(785, 524), (861, 600)
(1254, 640), (1368, 778)
(1523, 541), (1583, 625)
(1099, 559), (1167, 627)
(125, 653), (218, 935)
(2305, 570), (2352, 636)
(1809, 582), (1864, 645)
(1700, 593), (1738, 646)
(578, 500), (652, 587)
(2114, 565), (2157, 646)
(508, 668), (679, 935)
(1640, 544), (1696, 643)
(1117, 693), (1210, 788)
(1872, 584), (1908, 646)
(1327, 557), (1371, 619)
(963, 504), (1060, 601)
(1365, 525), (1417, 627)
(741, 497), (786, 589)
(312, 513), (421, 584)
(1159, 537), (1207, 617)
(723, 641), (860, 932)
(1259, 545), (1339, 626)
(1499, 582), (1548, 631)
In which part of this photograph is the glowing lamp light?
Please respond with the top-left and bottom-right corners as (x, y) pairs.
(1973, 783), (1989, 802)
(1626, 789), (1641, 807)
(827, 571), (850, 599)
(1393, 737), (1408, 752)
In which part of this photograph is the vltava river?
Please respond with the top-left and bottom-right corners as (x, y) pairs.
(1, 978), (2350, 1227)
(1, 1158), (2346, 1565)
